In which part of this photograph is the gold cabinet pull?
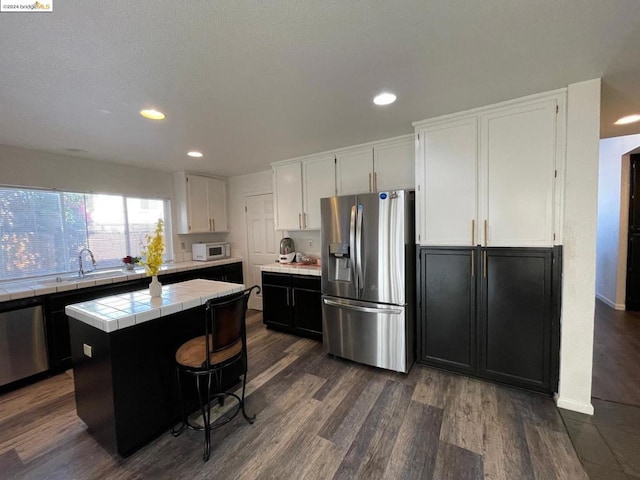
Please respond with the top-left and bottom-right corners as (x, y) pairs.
(471, 219), (475, 246)
(369, 173), (372, 192)
(374, 172), (378, 192)
(484, 220), (488, 246)
(483, 250), (487, 278)
(471, 250), (475, 277)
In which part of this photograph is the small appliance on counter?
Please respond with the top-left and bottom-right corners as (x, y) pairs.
(279, 237), (296, 264)
(192, 242), (230, 261)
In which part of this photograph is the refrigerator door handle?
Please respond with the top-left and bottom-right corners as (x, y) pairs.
(323, 297), (402, 315)
(350, 205), (358, 291)
(356, 204), (364, 295)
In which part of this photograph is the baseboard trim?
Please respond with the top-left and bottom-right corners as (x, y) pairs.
(595, 293), (625, 310)
(555, 395), (594, 415)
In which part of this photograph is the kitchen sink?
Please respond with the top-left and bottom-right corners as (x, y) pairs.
(39, 269), (132, 285)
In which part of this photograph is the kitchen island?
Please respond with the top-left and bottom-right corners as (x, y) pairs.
(66, 279), (244, 456)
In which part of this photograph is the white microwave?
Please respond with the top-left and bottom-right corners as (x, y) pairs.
(192, 242), (231, 261)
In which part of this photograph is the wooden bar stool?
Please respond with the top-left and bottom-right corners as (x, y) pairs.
(171, 286), (259, 461)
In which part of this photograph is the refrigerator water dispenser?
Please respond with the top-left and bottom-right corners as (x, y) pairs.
(328, 243), (351, 282)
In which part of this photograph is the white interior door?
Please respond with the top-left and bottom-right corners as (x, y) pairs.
(245, 193), (281, 310)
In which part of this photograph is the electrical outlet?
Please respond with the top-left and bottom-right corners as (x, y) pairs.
(308, 240), (313, 247)
(180, 242), (185, 251)
(83, 343), (93, 358)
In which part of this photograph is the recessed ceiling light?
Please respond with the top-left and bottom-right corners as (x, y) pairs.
(187, 151), (203, 158)
(373, 92), (397, 106)
(140, 109), (165, 120)
(615, 114), (640, 125)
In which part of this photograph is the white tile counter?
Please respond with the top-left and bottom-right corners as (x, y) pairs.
(0, 258), (242, 302)
(260, 263), (321, 276)
(65, 279), (244, 333)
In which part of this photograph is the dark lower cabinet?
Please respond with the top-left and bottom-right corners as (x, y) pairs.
(43, 262), (243, 373)
(420, 248), (476, 373)
(479, 249), (553, 391)
(262, 280), (293, 328)
(418, 247), (559, 393)
(69, 303), (243, 456)
(262, 272), (322, 340)
(45, 279), (143, 372)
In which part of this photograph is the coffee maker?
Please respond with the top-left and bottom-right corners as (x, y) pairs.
(279, 237), (296, 264)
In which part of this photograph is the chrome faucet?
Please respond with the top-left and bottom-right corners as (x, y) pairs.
(78, 247), (97, 278)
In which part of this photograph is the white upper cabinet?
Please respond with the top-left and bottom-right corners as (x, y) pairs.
(335, 136), (414, 195)
(302, 155), (336, 229)
(336, 147), (373, 195)
(273, 162), (304, 231)
(273, 155), (336, 231)
(480, 98), (557, 247)
(174, 172), (229, 234)
(414, 90), (564, 248)
(186, 174), (210, 233)
(373, 137), (414, 192)
(208, 177), (228, 233)
(272, 135), (413, 231)
(417, 118), (478, 246)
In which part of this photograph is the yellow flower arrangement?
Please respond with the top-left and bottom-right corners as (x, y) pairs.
(139, 219), (165, 276)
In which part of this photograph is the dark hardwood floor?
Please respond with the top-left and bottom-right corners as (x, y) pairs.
(592, 300), (640, 406)
(0, 311), (586, 479)
(562, 300), (640, 479)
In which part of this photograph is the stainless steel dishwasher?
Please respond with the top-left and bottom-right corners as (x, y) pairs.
(0, 297), (49, 387)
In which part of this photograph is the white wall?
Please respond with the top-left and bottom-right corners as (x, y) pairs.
(285, 230), (321, 257)
(227, 170), (273, 284)
(595, 135), (640, 309)
(556, 79), (601, 415)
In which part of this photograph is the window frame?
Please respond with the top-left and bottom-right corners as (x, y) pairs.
(0, 185), (173, 282)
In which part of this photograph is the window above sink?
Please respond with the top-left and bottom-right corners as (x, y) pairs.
(0, 186), (172, 282)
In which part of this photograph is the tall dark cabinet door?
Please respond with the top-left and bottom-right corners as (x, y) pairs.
(419, 248), (477, 373)
(479, 249), (552, 390)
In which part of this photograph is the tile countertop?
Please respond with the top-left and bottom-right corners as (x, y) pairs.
(0, 258), (242, 302)
(65, 279), (244, 333)
(260, 263), (321, 276)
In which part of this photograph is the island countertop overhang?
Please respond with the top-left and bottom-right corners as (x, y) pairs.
(65, 279), (244, 333)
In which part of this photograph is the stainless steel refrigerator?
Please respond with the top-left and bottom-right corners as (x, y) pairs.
(321, 190), (415, 373)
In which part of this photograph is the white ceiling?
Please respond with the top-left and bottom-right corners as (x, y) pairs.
(1, 1), (639, 177)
